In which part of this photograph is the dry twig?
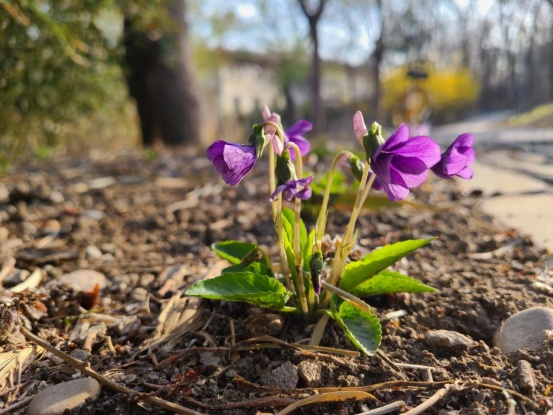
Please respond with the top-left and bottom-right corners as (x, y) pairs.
(20, 327), (204, 415)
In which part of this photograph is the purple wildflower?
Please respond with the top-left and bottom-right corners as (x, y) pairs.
(370, 124), (441, 202)
(262, 106), (284, 154)
(269, 176), (314, 202)
(262, 105), (311, 159)
(431, 133), (475, 180)
(207, 140), (257, 186)
(285, 120), (312, 160)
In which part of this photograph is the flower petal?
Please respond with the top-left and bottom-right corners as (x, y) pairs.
(381, 124), (410, 152)
(288, 135), (310, 160)
(455, 166), (474, 180)
(390, 136), (441, 167)
(370, 154), (393, 183)
(207, 140), (256, 186)
(353, 111), (368, 145)
(381, 182), (410, 202)
(390, 156), (429, 188)
(286, 119), (312, 137)
(269, 184), (288, 202)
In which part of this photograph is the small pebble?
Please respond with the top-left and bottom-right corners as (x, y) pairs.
(297, 360), (323, 387)
(70, 349), (91, 361)
(85, 245), (103, 259)
(57, 269), (107, 293)
(246, 313), (283, 337)
(424, 330), (476, 348)
(260, 361), (298, 390)
(493, 307), (553, 353)
(27, 378), (101, 415)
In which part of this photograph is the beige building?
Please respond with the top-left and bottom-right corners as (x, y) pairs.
(199, 49), (375, 137)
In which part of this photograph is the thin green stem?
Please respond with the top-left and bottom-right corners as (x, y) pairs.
(321, 163), (376, 308)
(267, 123), (290, 291)
(285, 142), (309, 320)
(327, 161), (371, 287)
(315, 150), (355, 245)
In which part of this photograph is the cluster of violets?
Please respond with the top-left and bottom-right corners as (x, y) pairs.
(208, 107), (474, 203)
(198, 106), (475, 352)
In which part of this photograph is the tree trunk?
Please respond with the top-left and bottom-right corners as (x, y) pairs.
(298, 0), (326, 134)
(123, 0), (201, 147)
(372, 0), (384, 122)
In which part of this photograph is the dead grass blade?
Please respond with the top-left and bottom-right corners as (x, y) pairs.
(139, 290), (205, 352)
(0, 345), (44, 391)
(8, 269), (43, 293)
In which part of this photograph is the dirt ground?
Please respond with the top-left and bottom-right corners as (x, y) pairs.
(1, 148), (552, 415)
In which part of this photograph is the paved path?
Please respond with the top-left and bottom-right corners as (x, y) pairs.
(433, 113), (553, 252)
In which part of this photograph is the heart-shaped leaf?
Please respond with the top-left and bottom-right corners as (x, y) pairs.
(339, 238), (434, 292)
(186, 272), (291, 310)
(330, 295), (381, 355)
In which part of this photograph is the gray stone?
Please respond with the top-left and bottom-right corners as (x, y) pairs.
(260, 361), (298, 390)
(297, 360), (323, 387)
(85, 245), (103, 259)
(424, 330), (476, 348)
(27, 378), (101, 415)
(494, 307), (553, 353)
(57, 270), (107, 293)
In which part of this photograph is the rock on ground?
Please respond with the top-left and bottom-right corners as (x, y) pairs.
(493, 306), (553, 353)
(27, 378), (101, 415)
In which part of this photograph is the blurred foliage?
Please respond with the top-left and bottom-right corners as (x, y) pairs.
(508, 103), (553, 128)
(382, 65), (479, 124)
(0, 0), (174, 168)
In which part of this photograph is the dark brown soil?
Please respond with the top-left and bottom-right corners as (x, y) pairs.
(1, 148), (552, 414)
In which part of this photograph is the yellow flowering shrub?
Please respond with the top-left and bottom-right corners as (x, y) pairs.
(382, 65), (479, 124)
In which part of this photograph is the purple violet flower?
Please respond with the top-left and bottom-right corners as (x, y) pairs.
(207, 140), (257, 186)
(285, 120), (312, 160)
(431, 133), (475, 180)
(262, 105), (311, 159)
(370, 124), (441, 202)
(262, 106), (283, 154)
(269, 176), (314, 202)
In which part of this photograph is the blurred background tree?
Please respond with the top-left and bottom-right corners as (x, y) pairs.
(0, 0), (201, 168)
(1, 0), (552, 167)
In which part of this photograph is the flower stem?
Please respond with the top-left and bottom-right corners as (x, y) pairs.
(315, 150), (355, 245)
(321, 162), (376, 307)
(285, 142), (309, 320)
(267, 123), (291, 291)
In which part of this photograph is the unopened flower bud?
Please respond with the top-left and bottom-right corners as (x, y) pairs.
(275, 151), (295, 186)
(310, 249), (324, 295)
(363, 122), (385, 160)
(247, 124), (269, 159)
(348, 155), (364, 182)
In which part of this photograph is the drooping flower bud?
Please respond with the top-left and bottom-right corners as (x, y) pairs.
(363, 122), (385, 160)
(348, 154), (364, 182)
(353, 111), (368, 146)
(275, 150), (295, 186)
(310, 248), (324, 294)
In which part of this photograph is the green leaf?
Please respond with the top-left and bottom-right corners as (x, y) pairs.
(330, 295), (382, 355)
(339, 238), (434, 292)
(221, 260), (273, 277)
(185, 272), (291, 310)
(352, 270), (436, 296)
(281, 207), (307, 250)
(303, 229), (316, 271)
(212, 241), (258, 265)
